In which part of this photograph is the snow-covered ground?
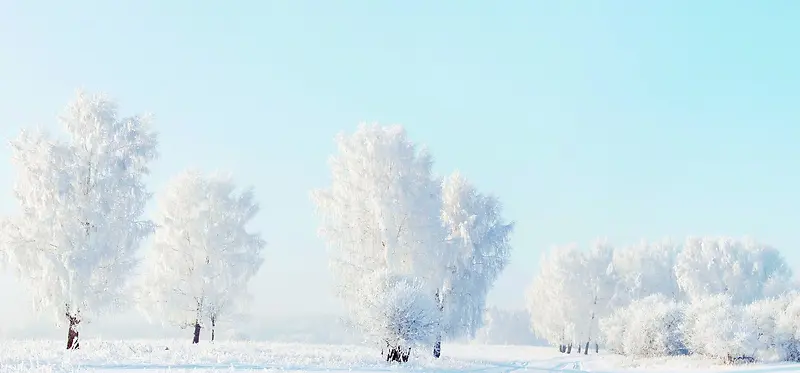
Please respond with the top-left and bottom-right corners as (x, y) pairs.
(2, 340), (799, 373)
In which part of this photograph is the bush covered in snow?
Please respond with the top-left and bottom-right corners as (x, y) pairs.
(363, 274), (441, 349)
(600, 295), (685, 357)
(682, 294), (759, 361)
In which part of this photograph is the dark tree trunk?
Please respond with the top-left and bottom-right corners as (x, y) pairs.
(585, 341), (590, 355)
(66, 315), (80, 350)
(578, 344), (582, 353)
(211, 318), (216, 342)
(386, 345), (411, 363)
(559, 344), (565, 353)
(567, 344), (573, 354)
(433, 290), (443, 358)
(595, 343), (599, 353)
(192, 321), (201, 344)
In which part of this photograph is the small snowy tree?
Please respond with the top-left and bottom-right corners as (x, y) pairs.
(312, 124), (446, 362)
(436, 172), (513, 355)
(353, 271), (441, 359)
(139, 170), (265, 343)
(0, 91), (158, 349)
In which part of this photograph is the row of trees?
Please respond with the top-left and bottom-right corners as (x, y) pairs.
(526, 237), (797, 363)
(0, 91), (266, 348)
(0, 92), (514, 361)
(312, 124), (514, 362)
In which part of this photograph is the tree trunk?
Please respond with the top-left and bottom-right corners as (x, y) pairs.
(192, 321), (201, 344)
(66, 316), (80, 350)
(211, 318), (216, 343)
(578, 344), (582, 353)
(595, 343), (599, 353)
(433, 290), (443, 358)
(386, 345), (411, 363)
(584, 341), (590, 355)
(567, 344), (572, 354)
(559, 344), (565, 353)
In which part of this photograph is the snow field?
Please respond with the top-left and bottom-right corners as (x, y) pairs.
(1, 341), (799, 373)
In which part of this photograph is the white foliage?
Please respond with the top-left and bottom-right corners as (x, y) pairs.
(527, 241), (621, 346)
(771, 292), (800, 361)
(352, 272), (441, 348)
(744, 294), (796, 360)
(611, 240), (683, 304)
(526, 245), (583, 346)
(682, 294), (759, 360)
(675, 237), (792, 305)
(439, 172), (513, 340)
(139, 170), (265, 331)
(0, 91), (158, 324)
(599, 295), (685, 357)
(528, 236), (796, 360)
(312, 124), (446, 348)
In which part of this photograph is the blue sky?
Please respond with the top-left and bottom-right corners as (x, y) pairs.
(0, 1), (799, 333)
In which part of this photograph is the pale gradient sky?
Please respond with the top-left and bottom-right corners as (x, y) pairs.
(1, 1), (799, 336)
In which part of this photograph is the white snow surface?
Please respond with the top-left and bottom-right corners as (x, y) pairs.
(2, 340), (799, 373)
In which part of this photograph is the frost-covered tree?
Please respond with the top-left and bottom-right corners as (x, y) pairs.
(599, 294), (685, 357)
(682, 294), (759, 361)
(0, 91), (158, 349)
(436, 172), (513, 355)
(139, 170), (265, 344)
(611, 240), (682, 304)
(526, 245), (584, 350)
(675, 237), (792, 305)
(528, 241), (621, 353)
(574, 241), (620, 353)
(312, 124), (446, 361)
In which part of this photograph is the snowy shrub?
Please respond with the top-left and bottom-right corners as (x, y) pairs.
(773, 292), (800, 361)
(599, 295), (685, 357)
(743, 294), (790, 360)
(682, 294), (759, 360)
(351, 273), (441, 350)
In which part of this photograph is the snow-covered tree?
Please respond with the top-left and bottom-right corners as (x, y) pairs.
(768, 292), (800, 361)
(139, 170), (265, 344)
(682, 294), (759, 361)
(0, 91), (158, 349)
(611, 239), (683, 304)
(526, 245), (584, 350)
(527, 241), (622, 353)
(312, 124), (446, 361)
(599, 294), (685, 357)
(574, 241), (620, 352)
(437, 172), (513, 354)
(675, 237), (792, 305)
